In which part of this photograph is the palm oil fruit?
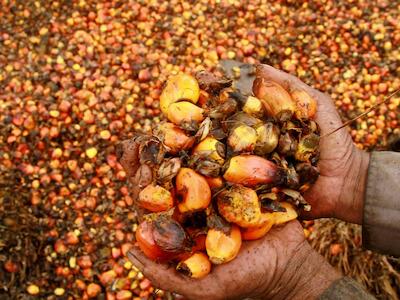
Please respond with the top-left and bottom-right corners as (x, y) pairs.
(290, 89), (317, 120)
(272, 202), (298, 225)
(167, 101), (205, 129)
(206, 225), (242, 264)
(177, 252), (211, 279)
(254, 123), (280, 155)
(228, 125), (258, 152)
(241, 213), (274, 241)
(192, 137), (225, 164)
(223, 155), (278, 186)
(176, 168), (211, 213)
(154, 122), (194, 154)
(135, 220), (176, 261)
(217, 185), (261, 227)
(160, 73), (200, 115)
(137, 184), (174, 212)
(242, 96), (264, 117)
(253, 77), (295, 120)
(118, 70), (321, 279)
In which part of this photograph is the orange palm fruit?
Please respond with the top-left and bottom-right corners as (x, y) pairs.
(160, 73), (200, 115)
(227, 125), (258, 152)
(135, 220), (176, 261)
(137, 184), (174, 212)
(176, 252), (211, 279)
(192, 137), (225, 164)
(205, 176), (224, 189)
(272, 202), (298, 225)
(290, 89), (317, 120)
(217, 186), (261, 227)
(167, 101), (205, 128)
(154, 122), (194, 154)
(206, 225), (242, 264)
(253, 77), (295, 119)
(223, 155), (279, 187)
(241, 213), (274, 241)
(176, 168), (211, 213)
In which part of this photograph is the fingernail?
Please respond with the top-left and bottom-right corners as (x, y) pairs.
(127, 250), (145, 270)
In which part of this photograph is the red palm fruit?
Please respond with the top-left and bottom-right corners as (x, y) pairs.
(154, 122), (195, 154)
(135, 220), (177, 261)
(253, 77), (295, 120)
(223, 155), (279, 187)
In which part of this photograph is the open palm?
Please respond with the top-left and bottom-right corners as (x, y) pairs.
(128, 221), (309, 300)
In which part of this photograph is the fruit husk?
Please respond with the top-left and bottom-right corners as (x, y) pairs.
(278, 132), (298, 157)
(195, 70), (232, 94)
(152, 215), (189, 253)
(157, 158), (182, 188)
(136, 135), (166, 166)
(209, 98), (238, 119)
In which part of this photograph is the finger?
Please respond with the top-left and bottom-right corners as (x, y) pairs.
(128, 248), (221, 299)
(255, 64), (321, 99)
(127, 248), (189, 292)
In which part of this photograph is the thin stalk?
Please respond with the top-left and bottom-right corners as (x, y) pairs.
(322, 88), (400, 138)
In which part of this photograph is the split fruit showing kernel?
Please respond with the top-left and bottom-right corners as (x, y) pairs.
(118, 69), (320, 278)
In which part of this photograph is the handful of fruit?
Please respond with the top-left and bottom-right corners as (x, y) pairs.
(117, 67), (320, 278)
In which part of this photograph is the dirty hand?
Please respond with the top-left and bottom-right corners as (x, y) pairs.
(256, 65), (370, 224)
(128, 221), (340, 300)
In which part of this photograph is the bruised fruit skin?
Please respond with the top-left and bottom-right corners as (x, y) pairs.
(290, 89), (317, 120)
(223, 155), (278, 187)
(138, 184), (174, 212)
(160, 73), (200, 115)
(177, 252), (211, 279)
(217, 186), (261, 228)
(136, 220), (176, 261)
(116, 139), (140, 177)
(167, 101), (205, 128)
(192, 137), (225, 164)
(154, 122), (195, 154)
(152, 217), (188, 253)
(272, 202), (298, 225)
(206, 225), (242, 264)
(253, 77), (295, 119)
(241, 213), (274, 241)
(176, 168), (211, 213)
(228, 125), (258, 152)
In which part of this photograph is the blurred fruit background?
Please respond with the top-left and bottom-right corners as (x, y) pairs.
(0, 0), (399, 299)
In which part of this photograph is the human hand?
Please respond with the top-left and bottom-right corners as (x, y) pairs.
(255, 65), (370, 224)
(128, 221), (340, 300)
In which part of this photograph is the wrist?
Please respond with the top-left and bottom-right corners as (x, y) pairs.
(265, 241), (342, 300)
(335, 149), (370, 224)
